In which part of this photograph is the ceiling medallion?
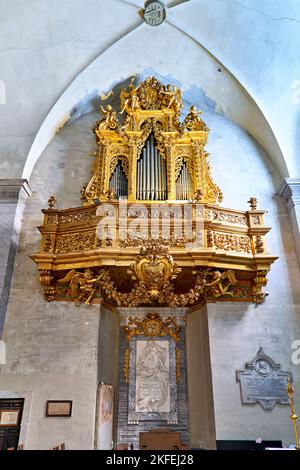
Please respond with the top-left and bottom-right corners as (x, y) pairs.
(143, 1), (166, 27)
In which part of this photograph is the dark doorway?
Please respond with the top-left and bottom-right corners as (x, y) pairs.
(0, 399), (24, 450)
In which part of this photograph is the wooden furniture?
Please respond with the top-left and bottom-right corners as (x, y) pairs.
(139, 429), (188, 450)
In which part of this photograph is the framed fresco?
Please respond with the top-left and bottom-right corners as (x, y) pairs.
(45, 400), (72, 417)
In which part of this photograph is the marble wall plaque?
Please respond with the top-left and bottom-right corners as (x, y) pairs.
(136, 340), (170, 413)
(236, 348), (292, 410)
(128, 336), (178, 423)
(97, 384), (114, 450)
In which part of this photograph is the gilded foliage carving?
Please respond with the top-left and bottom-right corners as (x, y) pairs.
(207, 230), (251, 253)
(56, 232), (95, 253)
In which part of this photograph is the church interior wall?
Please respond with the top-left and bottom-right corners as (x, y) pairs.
(0, 90), (299, 447)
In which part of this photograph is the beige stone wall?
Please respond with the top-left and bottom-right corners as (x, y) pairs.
(186, 305), (216, 449)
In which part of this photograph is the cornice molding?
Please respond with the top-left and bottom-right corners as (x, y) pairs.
(0, 179), (32, 204)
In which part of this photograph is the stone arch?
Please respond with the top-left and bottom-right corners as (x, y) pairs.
(22, 21), (288, 181)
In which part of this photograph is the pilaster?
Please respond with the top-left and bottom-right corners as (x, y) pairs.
(0, 179), (31, 335)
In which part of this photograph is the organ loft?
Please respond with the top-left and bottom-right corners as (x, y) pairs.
(31, 76), (277, 309)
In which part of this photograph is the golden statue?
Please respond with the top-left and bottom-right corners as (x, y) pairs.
(160, 84), (182, 115)
(98, 104), (119, 130)
(205, 270), (237, 297)
(57, 268), (102, 304)
(120, 82), (141, 114)
(184, 105), (208, 131)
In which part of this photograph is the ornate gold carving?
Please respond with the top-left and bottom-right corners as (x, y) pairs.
(125, 313), (180, 342)
(248, 197), (258, 210)
(59, 209), (96, 224)
(57, 268), (103, 304)
(251, 215), (261, 225)
(39, 270), (56, 302)
(204, 270), (238, 297)
(124, 313), (180, 385)
(97, 104), (119, 130)
(109, 155), (129, 179)
(56, 231), (95, 253)
(255, 236), (264, 253)
(48, 196), (57, 208)
(46, 213), (57, 224)
(31, 77), (277, 308)
(119, 236), (189, 248)
(124, 348), (130, 385)
(183, 105), (208, 131)
(286, 380), (300, 450)
(176, 348), (181, 384)
(207, 231), (251, 253)
(120, 77), (182, 114)
(127, 242), (181, 299)
(252, 270), (269, 304)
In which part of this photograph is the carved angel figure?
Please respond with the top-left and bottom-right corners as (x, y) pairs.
(205, 269), (237, 297)
(161, 84), (183, 115)
(120, 83), (141, 114)
(184, 105), (208, 131)
(98, 104), (119, 130)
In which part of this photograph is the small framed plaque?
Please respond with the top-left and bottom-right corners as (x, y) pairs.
(0, 410), (20, 426)
(46, 400), (72, 417)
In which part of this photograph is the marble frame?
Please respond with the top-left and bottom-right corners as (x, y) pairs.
(128, 335), (178, 424)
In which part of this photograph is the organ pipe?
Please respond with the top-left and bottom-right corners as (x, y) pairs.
(135, 134), (168, 201)
(176, 162), (193, 200)
(109, 161), (128, 198)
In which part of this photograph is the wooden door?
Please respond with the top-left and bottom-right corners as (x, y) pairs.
(0, 399), (24, 450)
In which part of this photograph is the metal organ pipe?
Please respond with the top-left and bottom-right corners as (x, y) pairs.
(136, 134), (168, 201)
(109, 162), (128, 198)
(149, 134), (155, 201)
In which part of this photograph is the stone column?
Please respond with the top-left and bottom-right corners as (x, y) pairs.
(280, 178), (300, 266)
(185, 305), (216, 449)
(0, 179), (31, 336)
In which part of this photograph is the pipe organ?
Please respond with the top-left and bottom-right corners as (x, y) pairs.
(83, 76), (223, 205)
(137, 134), (167, 201)
(109, 161), (128, 198)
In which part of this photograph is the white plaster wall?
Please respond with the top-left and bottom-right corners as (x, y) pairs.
(0, 112), (100, 449)
(204, 112), (300, 446)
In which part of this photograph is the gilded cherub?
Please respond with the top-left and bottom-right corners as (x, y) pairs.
(161, 84), (183, 115)
(57, 268), (102, 304)
(99, 104), (119, 130)
(205, 270), (237, 297)
(120, 82), (141, 114)
(184, 105), (208, 131)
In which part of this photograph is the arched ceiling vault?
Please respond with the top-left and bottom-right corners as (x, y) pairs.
(22, 0), (288, 180)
